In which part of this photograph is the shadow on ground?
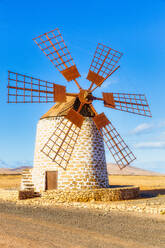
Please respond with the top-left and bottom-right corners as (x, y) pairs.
(140, 188), (165, 198)
(110, 185), (165, 199)
(110, 185), (134, 188)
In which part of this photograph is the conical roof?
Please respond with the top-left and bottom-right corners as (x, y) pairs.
(41, 96), (95, 119)
(41, 96), (76, 119)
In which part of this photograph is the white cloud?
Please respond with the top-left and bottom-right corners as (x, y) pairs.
(131, 123), (154, 135)
(131, 119), (165, 136)
(135, 141), (165, 149)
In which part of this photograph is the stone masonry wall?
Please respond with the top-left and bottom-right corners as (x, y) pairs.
(42, 187), (140, 202)
(31, 117), (109, 192)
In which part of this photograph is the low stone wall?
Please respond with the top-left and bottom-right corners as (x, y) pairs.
(42, 186), (139, 202)
(1, 188), (165, 215)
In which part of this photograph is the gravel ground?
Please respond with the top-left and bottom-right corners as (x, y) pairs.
(0, 189), (165, 215)
(0, 200), (165, 248)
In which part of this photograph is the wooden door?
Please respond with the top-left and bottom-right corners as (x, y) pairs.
(45, 171), (58, 190)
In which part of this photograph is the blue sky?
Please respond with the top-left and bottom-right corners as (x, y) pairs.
(0, 0), (165, 173)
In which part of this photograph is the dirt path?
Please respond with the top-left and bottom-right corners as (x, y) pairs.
(0, 201), (165, 248)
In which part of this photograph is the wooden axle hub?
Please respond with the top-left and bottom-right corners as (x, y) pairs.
(78, 89), (93, 104)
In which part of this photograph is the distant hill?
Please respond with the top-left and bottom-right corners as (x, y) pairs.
(0, 166), (32, 175)
(0, 164), (164, 176)
(107, 163), (163, 176)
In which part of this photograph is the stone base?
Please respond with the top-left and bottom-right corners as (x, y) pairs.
(18, 190), (40, 200)
(19, 189), (35, 200)
(42, 186), (139, 202)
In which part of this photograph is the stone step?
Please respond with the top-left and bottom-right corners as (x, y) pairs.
(24, 183), (34, 186)
(22, 177), (32, 180)
(24, 188), (34, 191)
(23, 185), (34, 189)
(22, 179), (32, 182)
(24, 182), (34, 185)
(22, 180), (33, 184)
(22, 178), (32, 181)
(22, 174), (32, 177)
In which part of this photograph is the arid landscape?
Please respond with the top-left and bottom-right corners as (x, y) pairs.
(1, 173), (165, 191)
(0, 174), (21, 189)
(1, 0), (165, 247)
(1, 163), (165, 193)
(0, 165), (165, 248)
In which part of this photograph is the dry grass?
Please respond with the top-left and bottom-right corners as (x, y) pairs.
(109, 175), (165, 190)
(0, 174), (165, 193)
(0, 175), (21, 189)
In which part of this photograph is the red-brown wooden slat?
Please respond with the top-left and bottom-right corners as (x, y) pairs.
(93, 113), (136, 169)
(41, 117), (81, 170)
(53, 84), (66, 103)
(33, 28), (81, 82)
(87, 43), (123, 87)
(93, 112), (110, 129)
(102, 92), (152, 117)
(7, 71), (63, 103)
(66, 109), (84, 128)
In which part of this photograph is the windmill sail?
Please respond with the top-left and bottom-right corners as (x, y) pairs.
(102, 92), (152, 117)
(33, 28), (81, 82)
(41, 116), (81, 170)
(93, 112), (136, 169)
(8, 71), (66, 103)
(87, 43), (122, 87)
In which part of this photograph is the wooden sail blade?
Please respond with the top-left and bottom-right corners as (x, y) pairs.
(7, 71), (67, 103)
(102, 92), (152, 117)
(33, 28), (81, 82)
(87, 43), (122, 87)
(41, 117), (81, 170)
(102, 93), (115, 108)
(66, 109), (84, 128)
(53, 84), (66, 103)
(93, 112), (110, 129)
(93, 113), (136, 169)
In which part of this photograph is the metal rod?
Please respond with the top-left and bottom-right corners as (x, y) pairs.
(8, 86), (78, 97)
(73, 79), (81, 90)
(90, 66), (120, 93)
(88, 81), (94, 91)
(66, 92), (78, 97)
(89, 103), (98, 115)
(8, 86), (53, 95)
(93, 96), (148, 107)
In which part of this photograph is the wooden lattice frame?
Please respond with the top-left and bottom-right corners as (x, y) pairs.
(33, 28), (80, 82)
(8, 71), (55, 103)
(41, 118), (80, 170)
(93, 112), (136, 169)
(100, 121), (136, 169)
(87, 43), (123, 86)
(102, 92), (152, 117)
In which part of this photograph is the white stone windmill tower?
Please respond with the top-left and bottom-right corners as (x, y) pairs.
(7, 28), (152, 192)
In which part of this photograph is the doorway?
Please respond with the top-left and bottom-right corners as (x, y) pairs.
(45, 171), (58, 190)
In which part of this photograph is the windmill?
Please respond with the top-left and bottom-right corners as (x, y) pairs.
(8, 28), (151, 192)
